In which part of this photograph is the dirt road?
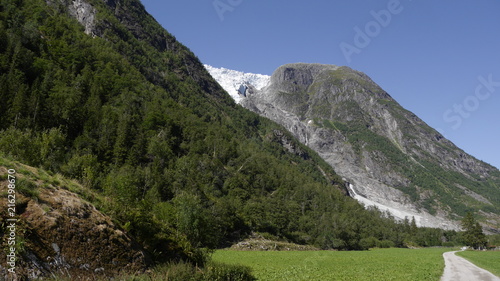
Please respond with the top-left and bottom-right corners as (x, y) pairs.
(441, 251), (500, 281)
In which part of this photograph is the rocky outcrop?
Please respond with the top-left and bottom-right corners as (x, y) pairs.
(271, 129), (309, 160)
(230, 233), (319, 251)
(0, 166), (149, 280)
(67, 0), (96, 36)
(239, 63), (500, 230)
(48, 0), (97, 36)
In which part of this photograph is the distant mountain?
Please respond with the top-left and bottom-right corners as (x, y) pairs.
(210, 63), (500, 232)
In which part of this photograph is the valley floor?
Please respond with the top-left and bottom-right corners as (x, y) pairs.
(213, 248), (500, 281)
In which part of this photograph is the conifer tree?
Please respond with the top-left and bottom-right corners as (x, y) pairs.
(461, 212), (487, 249)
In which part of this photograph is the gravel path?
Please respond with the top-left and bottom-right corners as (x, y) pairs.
(441, 251), (500, 281)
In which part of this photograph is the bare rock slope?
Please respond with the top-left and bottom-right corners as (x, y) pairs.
(237, 63), (500, 230)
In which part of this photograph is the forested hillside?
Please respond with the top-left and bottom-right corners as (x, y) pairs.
(0, 0), (464, 278)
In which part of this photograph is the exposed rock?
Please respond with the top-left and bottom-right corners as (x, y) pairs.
(271, 129), (309, 160)
(65, 0), (97, 36)
(238, 63), (500, 230)
(0, 166), (150, 280)
(229, 233), (319, 251)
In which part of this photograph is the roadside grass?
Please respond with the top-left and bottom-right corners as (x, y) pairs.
(212, 248), (451, 281)
(456, 250), (500, 277)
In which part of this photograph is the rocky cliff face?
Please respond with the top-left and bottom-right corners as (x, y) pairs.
(67, 0), (96, 36)
(238, 63), (500, 231)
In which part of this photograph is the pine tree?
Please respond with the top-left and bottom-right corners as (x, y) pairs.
(461, 212), (487, 249)
(410, 216), (418, 235)
(472, 222), (487, 250)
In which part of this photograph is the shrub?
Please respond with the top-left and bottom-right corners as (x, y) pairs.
(359, 236), (380, 250)
(0, 128), (41, 166)
(442, 241), (457, 247)
(332, 239), (347, 250)
(119, 261), (256, 281)
(203, 261), (256, 281)
(61, 153), (99, 189)
(377, 240), (395, 248)
(151, 261), (201, 281)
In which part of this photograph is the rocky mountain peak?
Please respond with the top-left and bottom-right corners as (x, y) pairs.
(214, 63), (500, 231)
(270, 63), (339, 92)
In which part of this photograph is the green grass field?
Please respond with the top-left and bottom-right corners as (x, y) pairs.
(456, 250), (500, 277)
(212, 248), (450, 281)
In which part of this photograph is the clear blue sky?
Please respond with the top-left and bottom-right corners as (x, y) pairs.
(140, 0), (500, 169)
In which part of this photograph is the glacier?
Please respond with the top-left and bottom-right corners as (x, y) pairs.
(204, 65), (270, 103)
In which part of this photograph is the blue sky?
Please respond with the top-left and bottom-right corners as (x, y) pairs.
(140, 0), (500, 169)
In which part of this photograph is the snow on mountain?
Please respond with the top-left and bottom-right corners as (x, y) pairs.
(204, 65), (270, 103)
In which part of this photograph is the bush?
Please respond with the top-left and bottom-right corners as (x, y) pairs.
(377, 240), (395, 248)
(442, 241), (457, 247)
(120, 261), (256, 281)
(332, 239), (347, 250)
(203, 262), (256, 281)
(151, 261), (200, 281)
(359, 236), (380, 250)
(61, 153), (99, 189)
(0, 128), (41, 166)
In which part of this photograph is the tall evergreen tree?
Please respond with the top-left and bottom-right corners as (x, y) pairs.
(461, 212), (487, 249)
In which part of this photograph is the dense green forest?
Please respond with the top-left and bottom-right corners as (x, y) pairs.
(0, 0), (469, 271)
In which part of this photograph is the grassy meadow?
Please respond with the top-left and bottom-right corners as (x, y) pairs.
(212, 248), (451, 281)
(456, 250), (500, 277)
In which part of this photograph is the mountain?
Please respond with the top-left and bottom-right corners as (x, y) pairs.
(0, 0), (465, 279)
(208, 63), (500, 231)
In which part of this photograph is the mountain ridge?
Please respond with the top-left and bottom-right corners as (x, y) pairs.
(209, 63), (500, 231)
